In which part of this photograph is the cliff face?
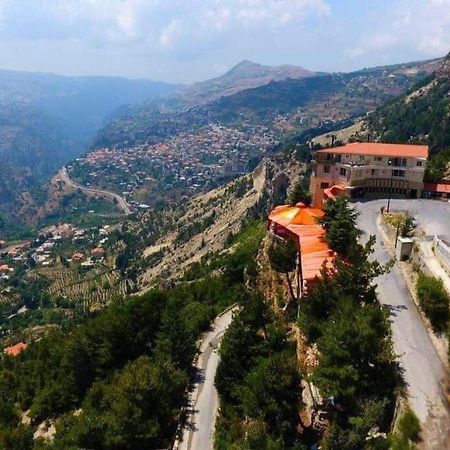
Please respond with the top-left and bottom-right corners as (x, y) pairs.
(435, 52), (450, 80)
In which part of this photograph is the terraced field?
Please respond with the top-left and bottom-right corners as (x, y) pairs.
(36, 265), (129, 309)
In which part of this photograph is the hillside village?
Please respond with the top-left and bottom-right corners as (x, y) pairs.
(69, 124), (277, 210)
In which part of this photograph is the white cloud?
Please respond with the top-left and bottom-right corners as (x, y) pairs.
(0, 0), (331, 51)
(344, 0), (450, 61)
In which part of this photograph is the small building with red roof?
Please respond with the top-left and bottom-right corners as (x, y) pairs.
(423, 181), (450, 199)
(4, 342), (27, 357)
(71, 252), (85, 262)
(91, 247), (105, 260)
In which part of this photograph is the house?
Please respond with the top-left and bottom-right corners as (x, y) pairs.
(310, 142), (429, 207)
(72, 252), (85, 262)
(4, 342), (27, 357)
(0, 264), (13, 273)
(91, 247), (105, 260)
(423, 181), (450, 199)
(268, 202), (335, 290)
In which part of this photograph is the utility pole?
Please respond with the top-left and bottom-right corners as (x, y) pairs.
(395, 222), (400, 248)
(387, 159), (394, 213)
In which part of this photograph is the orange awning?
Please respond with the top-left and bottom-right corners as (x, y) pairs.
(268, 203), (335, 283)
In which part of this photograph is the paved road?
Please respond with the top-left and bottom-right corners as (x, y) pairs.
(177, 307), (236, 450)
(356, 199), (450, 450)
(59, 167), (132, 215)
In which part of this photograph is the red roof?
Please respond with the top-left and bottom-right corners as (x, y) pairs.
(4, 342), (27, 356)
(268, 203), (335, 283)
(317, 142), (429, 159)
(424, 182), (450, 194)
(324, 185), (347, 201)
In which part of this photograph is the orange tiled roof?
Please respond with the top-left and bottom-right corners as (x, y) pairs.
(4, 342), (27, 356)
(317, 142), (428, 159)
(268, 203), (334, 282)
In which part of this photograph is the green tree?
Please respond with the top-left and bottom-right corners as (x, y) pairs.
(239, 352), (302, 445)
(216, 313), (261, 402)
(267, 237), (298, 302)
(289, 179), (312, 206)
(154, 299), (197, 371)
(319, 197), (359, 256)
(416, 273), (450, 332)
(313, 297), (396, 409)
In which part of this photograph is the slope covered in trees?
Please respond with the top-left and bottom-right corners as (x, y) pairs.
(215, 199), (405, 450)
(0, 219), (265, 450)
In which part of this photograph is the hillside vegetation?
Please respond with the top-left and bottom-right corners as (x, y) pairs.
(93, 59), (438, 150)
(0, 216), (266, 449)
(360, 53), (450, 181)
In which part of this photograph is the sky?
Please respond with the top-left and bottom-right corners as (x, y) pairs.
(0, 0), (449, 83)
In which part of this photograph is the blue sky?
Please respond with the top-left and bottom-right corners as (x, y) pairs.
(0, 0), (448, 82)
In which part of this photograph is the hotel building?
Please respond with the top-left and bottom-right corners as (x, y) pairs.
(309, 142), (429, 207)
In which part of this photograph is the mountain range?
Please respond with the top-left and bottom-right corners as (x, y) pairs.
(0, 56), (445, 234)
(93, 57), (440, 150)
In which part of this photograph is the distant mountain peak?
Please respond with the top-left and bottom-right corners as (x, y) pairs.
(226, 59), (263, 72)
(178, 59), (314, 105)
(224, 60), (313, 80)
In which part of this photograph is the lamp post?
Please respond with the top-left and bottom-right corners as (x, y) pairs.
(386, 159), (394, 213)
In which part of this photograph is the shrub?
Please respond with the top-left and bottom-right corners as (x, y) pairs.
(416, 273), (450, 332)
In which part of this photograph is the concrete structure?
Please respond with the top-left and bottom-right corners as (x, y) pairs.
(396, 236), (414, 261)
(433, 235), (450, 276)
(310, 142), (428, 207)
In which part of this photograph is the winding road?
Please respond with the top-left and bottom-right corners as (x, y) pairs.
(356, 199), (450, 450)
(177, 307), (237, 450)
(59, 166), (132, 215)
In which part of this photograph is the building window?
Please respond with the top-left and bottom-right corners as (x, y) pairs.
(392, 169), (405, 177)
(371, 169), (377, 176)
(326, 153), (333, 161)
(340, 167), (347, 177)
(323, 165), (330, 174)
(392, 157), (407, 167)
(320, 182), (329, 189)
(375, 156), (383, 161)
(417, 160), (423, 167)
(335, 155), (342, 163)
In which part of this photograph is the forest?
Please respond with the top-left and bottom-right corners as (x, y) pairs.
(367, 76), (450, 182)
(0, 220), (265, 450)
(215, 197), (420, 450)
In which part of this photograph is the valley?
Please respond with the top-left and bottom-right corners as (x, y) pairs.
(1, 51), (450, 450)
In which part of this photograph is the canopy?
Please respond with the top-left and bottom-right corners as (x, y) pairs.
(268, 203), (335, 283)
